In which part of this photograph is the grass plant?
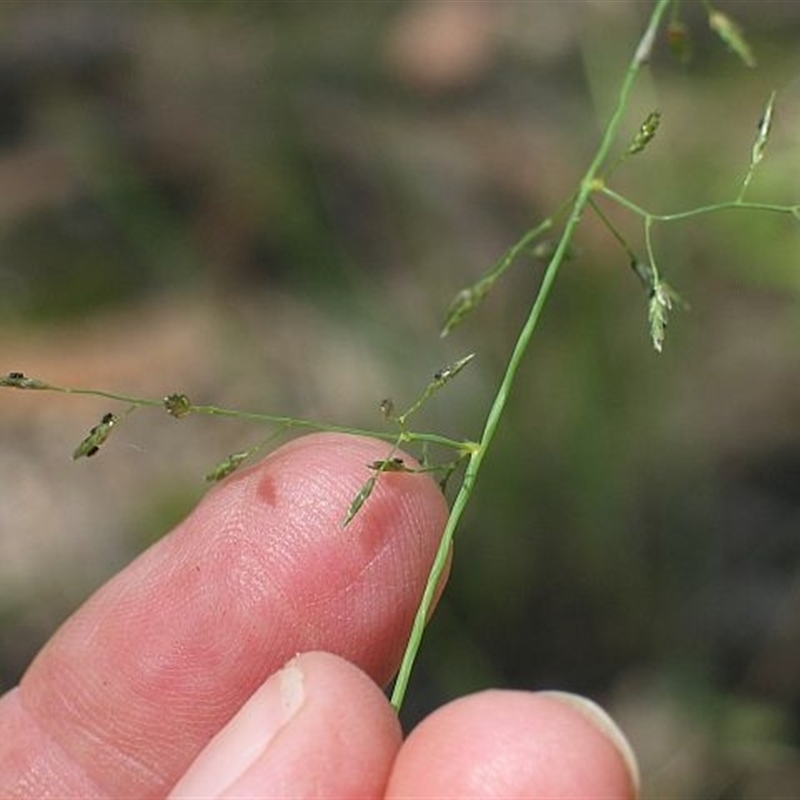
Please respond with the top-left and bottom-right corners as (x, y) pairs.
(2, 0), (798, 723)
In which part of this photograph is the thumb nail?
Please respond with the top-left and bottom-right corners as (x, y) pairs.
(541, 691), (640, 798)
(168, 658), (306, 799)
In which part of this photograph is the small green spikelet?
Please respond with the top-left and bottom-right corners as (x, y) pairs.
(648, 282), (672, 354)
(367, 457), (409, 473)
(441, 283), (492, 338)
(164, 393), (192, 418)
(632, 260), (686, 354)
(342, 474), (378, 527)
(205, 451), (250, 482)
(628, 111), (661, 156)
(379, 398), (395, 420)
(73, 413), (118, 459)
(751, 91), (776, 169)
(739, 91), (777, 201)
(0, 371), (49, 390)
(398, 352), (478, 424)
(708, 7), (756, 68)
(433, 353), (476, 386)
(343, 456), (410, 527)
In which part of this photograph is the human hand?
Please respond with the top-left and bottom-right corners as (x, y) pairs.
(0, 433), (639, 798)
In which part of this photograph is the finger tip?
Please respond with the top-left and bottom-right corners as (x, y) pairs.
(260, 432), (448, 515)
(194, 432), (450, 682)
(388, 689), (639, 799)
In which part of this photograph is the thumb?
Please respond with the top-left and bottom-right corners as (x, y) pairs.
(168, 651), (401, 799)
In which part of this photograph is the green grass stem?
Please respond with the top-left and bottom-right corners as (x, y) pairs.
(390, 0), (674, 712)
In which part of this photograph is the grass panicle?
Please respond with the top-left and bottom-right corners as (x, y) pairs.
(2, 0), (798, 718)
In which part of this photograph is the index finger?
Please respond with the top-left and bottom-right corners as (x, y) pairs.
(0, 432), (448, 798)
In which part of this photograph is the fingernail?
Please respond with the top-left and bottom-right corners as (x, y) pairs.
(541, 691), (640, 797)
(169, 658), (306, 799)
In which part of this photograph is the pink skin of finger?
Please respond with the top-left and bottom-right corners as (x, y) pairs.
(0, 430), (641, 799)
(169, 652), (640, 800)
(386, 689), (640, 799)
(0, 433), (448, 798)
(169, 651), (403, 799)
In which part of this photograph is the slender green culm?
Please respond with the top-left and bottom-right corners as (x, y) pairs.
(390, 0), (676, 711)
(392, 0), (795, 709)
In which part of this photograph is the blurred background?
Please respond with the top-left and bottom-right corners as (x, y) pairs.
(1, 1), (800, 795)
